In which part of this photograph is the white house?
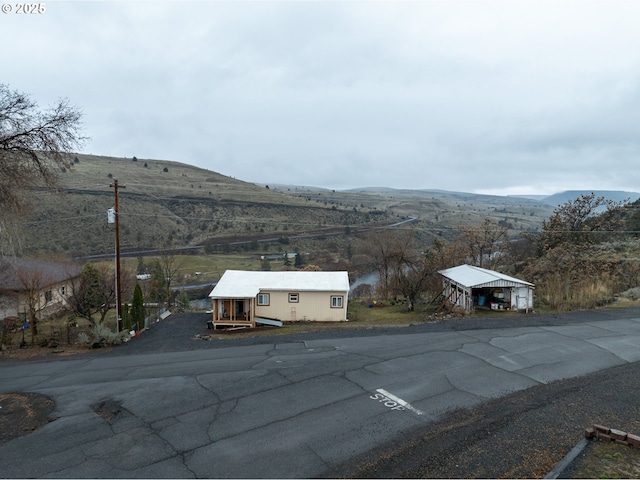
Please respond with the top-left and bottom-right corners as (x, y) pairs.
(208, 270), (350, 329)
(438, 264), (534, 314)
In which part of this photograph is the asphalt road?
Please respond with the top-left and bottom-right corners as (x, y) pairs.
(2, 308), (640, 478)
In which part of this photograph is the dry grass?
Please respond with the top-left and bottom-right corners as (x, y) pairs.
(14, 153), (551, 257)
(570, 440), (640, 479)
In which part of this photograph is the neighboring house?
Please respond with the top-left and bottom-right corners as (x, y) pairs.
(438, 264), (534, 314)
(0, 257), (82, 321)
(209, 270), (350, 329)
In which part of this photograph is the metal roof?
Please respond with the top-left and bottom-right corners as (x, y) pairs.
(438, 264), (534, 289)
(0, 257), (82, 291)
(209, 270), (350, 299)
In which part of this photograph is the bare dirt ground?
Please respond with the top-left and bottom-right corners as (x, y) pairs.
(0, 393), (55, 446)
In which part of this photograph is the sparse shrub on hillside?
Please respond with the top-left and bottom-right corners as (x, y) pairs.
(618, 287), (640, 301)
(163, 167), (168, 173)
(302, 264), (322, 271)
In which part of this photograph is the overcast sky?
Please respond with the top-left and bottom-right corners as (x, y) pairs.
(3, 0), (640, 195)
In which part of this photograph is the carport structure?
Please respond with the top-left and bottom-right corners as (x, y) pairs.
(438, 264), (534, 314)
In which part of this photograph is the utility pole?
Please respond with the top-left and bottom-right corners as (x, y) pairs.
(109, 179), (125, 332)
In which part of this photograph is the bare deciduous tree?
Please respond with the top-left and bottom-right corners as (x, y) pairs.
(0, 84), (85, 214)
(152, 249), (181, 310)
(420, 238), (468, 302)
(12, 261), (77, 344)
(458, 219), (508, 269)
(14, 267), (51, 344)
(359, 230), (409, 299)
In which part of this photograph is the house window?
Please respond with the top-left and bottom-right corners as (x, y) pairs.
(330, 295), (343, 308)
(60, 286), (66, 296)
(44, 290), (53, 303)
(289, 293), (299, 303)
(257, 293), (270, 306)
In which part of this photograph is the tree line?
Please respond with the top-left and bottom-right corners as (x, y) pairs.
(353, 192), (638, 312)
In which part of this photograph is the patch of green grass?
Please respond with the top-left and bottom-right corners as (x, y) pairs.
(123, 254), (263, 286)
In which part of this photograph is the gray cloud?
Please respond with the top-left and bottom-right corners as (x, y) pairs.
(3, 0), (640, 195)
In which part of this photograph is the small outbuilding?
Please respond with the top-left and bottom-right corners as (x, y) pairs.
(438, 264), (534, 314)
(208, 270), (350, 329)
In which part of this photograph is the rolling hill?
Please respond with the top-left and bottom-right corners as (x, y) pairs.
(15, 154), (624, 258)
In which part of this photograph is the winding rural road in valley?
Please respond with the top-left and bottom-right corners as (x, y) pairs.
(78, 216), (419, 260)
(1, 309), (640, 478)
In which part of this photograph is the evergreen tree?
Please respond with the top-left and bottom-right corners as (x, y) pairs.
(131, 283), (145, 331)
(150, 261), (167, 306)
(136, 255), (146, 275)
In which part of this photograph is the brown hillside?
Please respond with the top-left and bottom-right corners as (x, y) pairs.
(12, 154), (552, 257)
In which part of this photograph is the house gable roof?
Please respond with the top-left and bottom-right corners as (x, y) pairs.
(0, 257), (82, 291)
(209, 270), (350, 299)
(438, 264), (534, 289)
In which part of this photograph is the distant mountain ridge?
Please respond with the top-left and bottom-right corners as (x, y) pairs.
(275, 184), (640, 208)
(541, 190), (640, 207)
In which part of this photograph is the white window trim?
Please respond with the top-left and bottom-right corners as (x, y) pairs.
(330, 295), (343, 308)
(289, 293), (299, 303)
(257, 293), (270, 306)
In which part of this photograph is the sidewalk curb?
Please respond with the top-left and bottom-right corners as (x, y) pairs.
(544, 437), (590, 479)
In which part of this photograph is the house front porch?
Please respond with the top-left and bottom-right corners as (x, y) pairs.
(212, 297), (255, 329)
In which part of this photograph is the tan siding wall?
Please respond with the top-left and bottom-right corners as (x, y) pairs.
(13, 279), (75, 319)
(255, 290), (347, 322)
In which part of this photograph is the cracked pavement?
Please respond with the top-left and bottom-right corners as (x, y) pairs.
(2, 311), (640, 478)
